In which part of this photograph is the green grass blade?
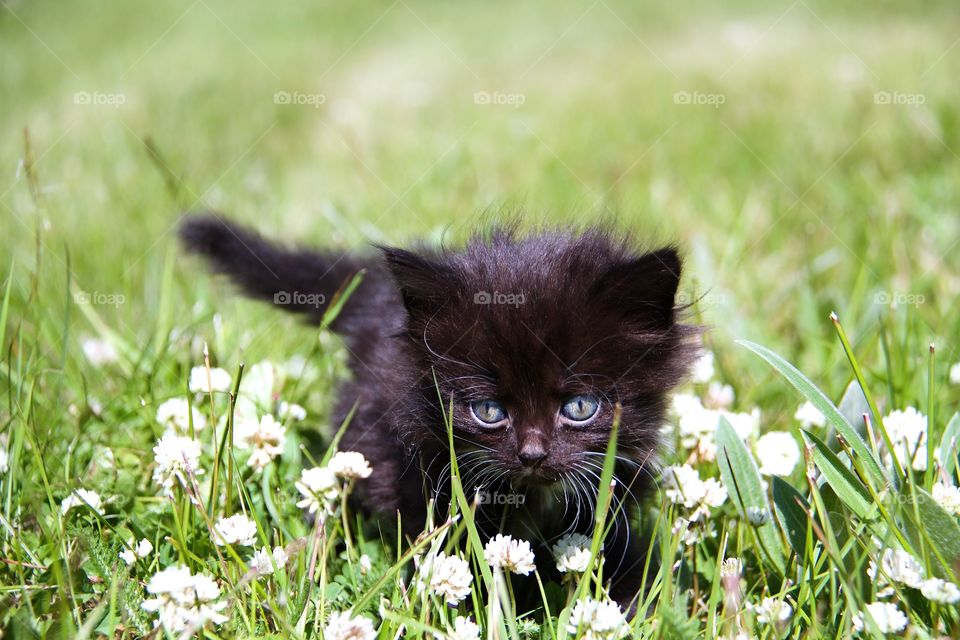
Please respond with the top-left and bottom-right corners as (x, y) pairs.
(801, 430), (876, 521)
(737, 339), (887, 489)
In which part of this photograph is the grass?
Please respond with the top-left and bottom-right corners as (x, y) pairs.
(2, 0), (960, 636)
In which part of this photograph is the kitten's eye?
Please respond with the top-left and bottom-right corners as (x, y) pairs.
(560, 395), (600, 424)
(469, 399), (508, 426)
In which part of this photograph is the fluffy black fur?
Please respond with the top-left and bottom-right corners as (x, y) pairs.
(180, 214), (698, 607)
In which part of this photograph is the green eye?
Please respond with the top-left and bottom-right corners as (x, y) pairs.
(470, 399), (508, 426)
(561, 395), (600, 423)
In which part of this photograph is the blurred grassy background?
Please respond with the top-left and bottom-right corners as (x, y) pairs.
(2, 0), (960, 422)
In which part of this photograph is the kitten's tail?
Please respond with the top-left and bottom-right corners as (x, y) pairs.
(179, 214), (375, 331)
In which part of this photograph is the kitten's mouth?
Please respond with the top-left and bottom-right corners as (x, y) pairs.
(513, 468), (560, 486)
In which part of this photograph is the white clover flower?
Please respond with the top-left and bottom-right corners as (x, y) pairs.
(213, 514), (258, 547)
(359, 554), (372, 575)
(152, 434), (204, 495)
(882, 407), (928, 471)
(704, 381), (735, 409)
(867, 548), (924, 588)
(720, 557), (742, 579)
(749, 597), (792, 625)
(691, 351), (715, 383)
(483, 534), (536, 575)
(444, 615), (481, 640)
(295, 466), (340, 514)
(156, 398), (207, 434)
(420, 552), (473, 605)
(552, 533), (595, 574)
(0, 447), (9, 475)
(663, 464), (727, 519)
(323, 611), (377, 640)
(755, 431), (800, 477)
(120, 538), (154, 565)
(672, 392), (704, 418)
(61, 489), (104, 515)
(278, 401), (307, 421)
(251, 546), (288, 576)
(671, 395), (760, 460)
(673, 395), (720, 457)
(189, 366), (232, 394)
(950, 362), (960, 385)
(241, 360), (276, 407)
(142, 565), (228, 632)
(234, 414), (286, 471)
(721, 408), (762, 441)
(566, 596), (629, 640)
(794, 401), (826, 429)
(81, 337), (118, 366)
(852, 602), (907, 634)
(932, 482), (960, 516)
(919, 578), (960, 604)
(328, 451), (373, 480)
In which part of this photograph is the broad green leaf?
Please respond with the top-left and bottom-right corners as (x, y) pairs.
(802, 430), (876, 521)
(716, 416), (786, 574)
(771, 477), (810, 562)
(939, 412), (960, 477)
(738, 340), (887, 489)
(900, 485), (960, 580)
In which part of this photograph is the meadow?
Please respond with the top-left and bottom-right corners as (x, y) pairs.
(2, 0), (960, 637)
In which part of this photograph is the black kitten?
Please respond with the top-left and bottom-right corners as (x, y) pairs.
(181, 215), (697, 607)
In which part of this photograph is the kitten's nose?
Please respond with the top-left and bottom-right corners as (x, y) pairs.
(518, 442), (547, 466)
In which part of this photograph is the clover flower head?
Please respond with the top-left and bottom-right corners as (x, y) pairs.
(141, 565), (228, 632)
(152, 434), (203, 495)
(852, 602), (907, 634)
(566, 596), (629, 639)
(328, 451), (373, 480)
(189, 366), (231, 393)
(552, 533), (595, 574)
(483, 534), (536, 575)
(213, 514), (258, 547)
(61, 488), (104, 515)
(156, 398), (206, 434)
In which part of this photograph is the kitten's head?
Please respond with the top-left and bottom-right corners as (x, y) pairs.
(383, 229), (698, 490)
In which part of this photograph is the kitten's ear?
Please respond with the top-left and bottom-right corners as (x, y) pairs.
(379, 247), (458, 316)
(597, 247), (682, 328)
